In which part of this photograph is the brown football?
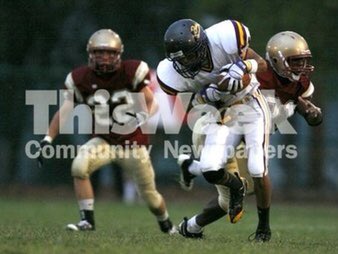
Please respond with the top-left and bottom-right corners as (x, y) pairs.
(218, 73), (251, 92)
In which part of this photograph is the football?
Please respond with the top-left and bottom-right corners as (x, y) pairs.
(218, 73), (251, 92)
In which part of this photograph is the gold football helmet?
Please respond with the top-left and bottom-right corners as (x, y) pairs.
(87, 29), (124, 74)
(266, 31), (314, 81)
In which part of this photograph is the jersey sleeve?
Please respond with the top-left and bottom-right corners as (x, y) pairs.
(209, 20), (250, 57)
(131, 61), (150, 92)
(63, 72), (84, 103)
(299, 76), (314, 98)
(156, 59), (190, 95)
(122, 60), (151, 92)
(229, 20), (251, 56)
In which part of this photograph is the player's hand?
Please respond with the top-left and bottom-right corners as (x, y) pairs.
(37, 139), (52, 168)
(191, 84), (224, 106)
(201, 83), (224, 102)
(221, 60), (247, 80)
(297, 96), (323, 126)
(124, 111), (149, 127)
(218, 72), (244, 93)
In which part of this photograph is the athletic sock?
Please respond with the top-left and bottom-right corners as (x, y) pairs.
(189, 160), (203, 176)
(78, 199), (94, 210)
(187, 215), (203, 233)
(79, 210), (95, 226)
(156, 211), (169, 221)
(257, 206), (270, 230)
(78, 199), (95, 226)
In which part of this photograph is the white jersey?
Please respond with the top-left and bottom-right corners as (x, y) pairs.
(157, 20), (251, 96)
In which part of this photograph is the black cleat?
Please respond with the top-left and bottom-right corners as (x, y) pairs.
(66, 220), (95, 231)
(248, 228), (272, 242)
(177, 154), (195, 191)
(178, 217), (203, 239)
(158, 218), (178, 235)
(228, 173), (247, 223)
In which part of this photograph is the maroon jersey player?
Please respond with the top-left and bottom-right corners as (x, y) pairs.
(64, 60), (150, 145)
(37, 29), (176, 234)
(258, 31), (322, 127)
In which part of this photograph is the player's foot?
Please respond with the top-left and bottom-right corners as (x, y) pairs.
(66, 220), (95, 231)
(178, 217), (203, 239)
(228, 173), (247, 223)
(248, 228), (271, 242)
(177, 154), (195, 191)
(158, 218), (178, 235)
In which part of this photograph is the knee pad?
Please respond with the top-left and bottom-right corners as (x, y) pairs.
(247, 159), (265, 178)
(71, 154), (90, 179)
(203, 169), (225, 184)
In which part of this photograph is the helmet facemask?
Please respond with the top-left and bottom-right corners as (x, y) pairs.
(266, 31), (314, 82)
(87, 29), (124, 75)
(285, 55), (314, 81)
(88, 49), (122, 74)
(170, 37), (208, 79)
(269, 51), (314, 81)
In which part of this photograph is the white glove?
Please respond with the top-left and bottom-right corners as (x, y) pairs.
(202, 84), (223, 102)
(218, 72), (243, 93)
(221, 60), (247, 80)
(191, 84), (223, 106)
(116, 111), (149, 127)
(37, 136), (53, 168)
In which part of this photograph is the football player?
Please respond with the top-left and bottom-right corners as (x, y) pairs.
(37, 29), (176, 234)
(156, 19), (272, 240)
(176, 31), (322, 242)
(261, 31), (322, 127)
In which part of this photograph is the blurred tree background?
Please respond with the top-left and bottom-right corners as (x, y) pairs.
(0, 0), (337, 201)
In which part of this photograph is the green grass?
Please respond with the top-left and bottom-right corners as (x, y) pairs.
(0, 197), (337, 254)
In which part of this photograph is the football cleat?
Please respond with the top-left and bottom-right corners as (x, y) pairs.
(66, 220), (95, 231)
(177, 154), (195, 191)
(248, 228), (272, 242)
(228, 174), (247, 223)
(178, 217), (203, 239)
(158, 218), (178, 235)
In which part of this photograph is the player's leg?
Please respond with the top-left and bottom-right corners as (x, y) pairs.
(178, 185), (229, 238)
(233, 144), (255, 195)
(245, 92), (272, 242)
(200, 124), (245, 224)
(66, 137), (112, 231)
(118, 145), (176, 234)
(199, 123), (243, 187)
(176, 117), (207, 191)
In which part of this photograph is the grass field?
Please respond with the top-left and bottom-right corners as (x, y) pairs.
(0, 197), (337, 254)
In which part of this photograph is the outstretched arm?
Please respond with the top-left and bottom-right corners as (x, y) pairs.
(141, 86), (158, 117)
(296, 96), (323, 126)
(44, 99), (74, 142)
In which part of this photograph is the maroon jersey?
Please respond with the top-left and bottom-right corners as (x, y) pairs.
(64, 60), (151, 146)
(257, 64), (312, 104)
